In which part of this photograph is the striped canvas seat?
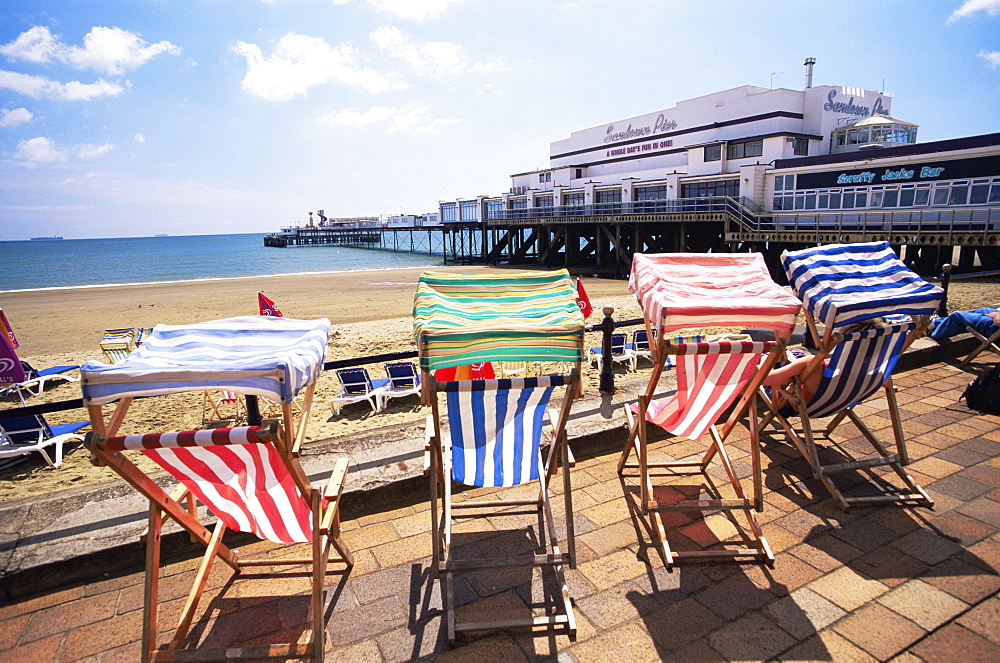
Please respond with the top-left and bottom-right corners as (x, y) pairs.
(83, 317), (351, 661)
(765, 242), (939, 511)
(105, 426), (313, 542)
(443, 376), (563, 488)
(620, 253), (800, 567)
(642, 341), (773, 440)
(416, 269), (583, 643)
(805, 323), (913, 418)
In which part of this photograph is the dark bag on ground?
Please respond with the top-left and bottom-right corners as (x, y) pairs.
(962, 363), (1000, 414)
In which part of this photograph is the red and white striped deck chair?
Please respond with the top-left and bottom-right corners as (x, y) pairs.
(81, 316), (351, 662)
(619, 253), (801, 567)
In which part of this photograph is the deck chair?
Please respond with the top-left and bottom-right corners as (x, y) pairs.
(588, 332), (636, 372)
(627, 329), (652, 364)
(329, 367), (389, 415)
(135, 327), (154, 346)
(1, 360), (80, 398)
(81, 316), (350, 661)
(764, 241), (942, 510)
(414, 269), (585, 643)
(619, 253), (801, 567)
(382, 361), (422, 407)
(0, 414), (89, 470)
(201, 390), (244, 426)
(100, 328), (136, 364)
(960, 325), (1000, 368)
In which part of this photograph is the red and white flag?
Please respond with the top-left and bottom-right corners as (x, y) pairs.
(257, 292), (283, 317)
(576, 278), (593, 319)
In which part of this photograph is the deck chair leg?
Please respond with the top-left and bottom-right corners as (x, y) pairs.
(312, 493), (327, 663)
(143, 504), (163, 663)
(170, 519), (227, 651)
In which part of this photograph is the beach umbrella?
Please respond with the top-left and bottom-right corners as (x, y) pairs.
(0, 308), (27, 386)
(576, 278), (593, 319)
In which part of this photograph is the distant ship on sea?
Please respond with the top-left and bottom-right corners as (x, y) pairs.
(30, 236), (63, 241)
(154, 233), (169, 237)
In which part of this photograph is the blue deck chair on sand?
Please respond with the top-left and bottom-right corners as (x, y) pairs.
(588, 331), (636, 372)
(329, 367), (390, 415)
(1, 360), (80, 399)
(761, 242), (941, 510)
(0, 414), (89, 470)
(381, 361), (421, 408)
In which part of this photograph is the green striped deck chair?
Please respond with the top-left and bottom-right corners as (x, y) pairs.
(414, 269), (585, 643)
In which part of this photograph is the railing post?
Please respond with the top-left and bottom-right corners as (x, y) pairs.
(938, 263), (952, 317)
(599, 305), (616, 394)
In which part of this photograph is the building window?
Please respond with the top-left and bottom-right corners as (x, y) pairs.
(704, 144), (721, 162)
(792, 138), (808, 156)
(596, 189), (621, 203)
(727, 140), (763, 160)
(509, 198), (527, 210)
(680, 179), (739, 199)
(539, 174), (545, 183)
(635, 185), (668, 201)
(459, 201), (478, 222)
(563, 192), (584, 206)
(574, 168), (584, 179)
(486, 199), (502, 219)
(441, 203), (457, 223)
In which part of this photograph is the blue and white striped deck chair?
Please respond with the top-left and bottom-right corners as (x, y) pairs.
(767, 242), (941, 510)
(427, 373), (579, 641)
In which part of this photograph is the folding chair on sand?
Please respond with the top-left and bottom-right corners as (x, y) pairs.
(414, 270), (584, 643)
(0, 414), (89, 470)
(762, 242), (941, 510)
(100, 327), (136, 364)
(619, 253), (801, 567)
(80, 316), (352, 661)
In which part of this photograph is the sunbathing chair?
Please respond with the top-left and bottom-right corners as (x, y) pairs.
(960, 325), (1000, 368)
(81, 316), (351, 661)
(329, 367), (390, 415)
(135, 327), (154, 346)
(201, 389), (244, 426)
(381, 361), (422, 407)
(763, 241), (942, 510)
(100, 328), (136, 364)
(1, 360), (80, 399)
(0, 414), (89, 470)
(588, 331), (637, 372)
(628, 328), (653, 364)
(414, 269), (584, 643)
(619, 253), (801, 567)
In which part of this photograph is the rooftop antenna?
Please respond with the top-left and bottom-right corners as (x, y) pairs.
(770, 71), (785, 89)
(804, 57), (816, 88)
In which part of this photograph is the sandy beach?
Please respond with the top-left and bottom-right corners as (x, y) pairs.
(2, 264), (998, 503)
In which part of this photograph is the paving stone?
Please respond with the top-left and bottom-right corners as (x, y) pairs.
(778, 629), (877, 662)
(693, 572), (775, 620)
(563, 621), (660, 663)
(920, 556), (1000, 604)
(891, 527), (965, 565)
(766, 587), (846, 639)
(831, 602), (925, 660)
(807, 566), (889, 612)
(877, 578), (968, 630)
(956, 495), (1000, 528)
(910, 622), (1000, 662)
(930, 474), (993, 502)
(642, 597), (722, 649)
(707, 611), (796, 661)
(956, 596), (1000, 642)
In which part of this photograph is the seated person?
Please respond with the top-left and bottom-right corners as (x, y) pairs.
(928, 307), (1000, 342)
(764, 318), (885, 404)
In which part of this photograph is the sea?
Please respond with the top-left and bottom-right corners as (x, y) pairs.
(0, 233), (441, 292)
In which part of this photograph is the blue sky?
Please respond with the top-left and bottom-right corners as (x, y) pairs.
(0, 0), (997, 240)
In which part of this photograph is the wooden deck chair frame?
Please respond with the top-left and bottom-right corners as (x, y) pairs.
(84, 385), (353, 662)
(201, 389), (245, 426)
(959, 324), (1000, 368)
(424, 370), (580, 643)
(618, 335), (783, 567)
(760, 319), (933, 511)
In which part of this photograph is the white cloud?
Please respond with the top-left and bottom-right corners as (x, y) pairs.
(948, 0), (1000, 22)
(134, 133), (146, 144)
(366, 0), (467, 20)
(370, 26), (503, 79)
(0, 26), (181, 75)
(0, 107), (32, 127)
(232, 33), (405, 101)
(77, 143), (114, 159)
(318, 103), (461, 134)
(13, 136), (114, 163)
(0, 69), (124, 100)
(15, 136), (65, 162)
(980, 50), (1000, 67)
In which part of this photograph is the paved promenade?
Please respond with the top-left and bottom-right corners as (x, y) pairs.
(1, 346), (998, 661)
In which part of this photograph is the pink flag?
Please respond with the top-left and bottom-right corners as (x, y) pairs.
(0, 309), (26, 386)
(576, 278), (593, 319)
(257, 292), (283, 317)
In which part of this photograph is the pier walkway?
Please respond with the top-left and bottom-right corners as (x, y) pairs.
(1, 338), (998, 661)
